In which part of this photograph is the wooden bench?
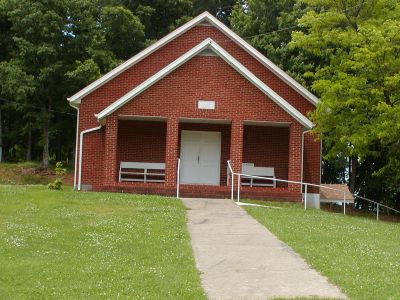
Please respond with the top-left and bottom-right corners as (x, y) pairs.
(119, 162), (165, 183)
(241, 163), (276, 188)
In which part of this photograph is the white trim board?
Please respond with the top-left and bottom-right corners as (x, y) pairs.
(95, 38), (314, 129)
(67, 11), (318, 106)
(118, 115), (167, 122)
(180, 117), (231, 124)
(244, 120), (291, 127)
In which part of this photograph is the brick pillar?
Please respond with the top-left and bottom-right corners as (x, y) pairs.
(104, 115), (118, 185)
(303, 132), (321, 193)
(165, 117), (179, 187)
(288, 122), (302, 193)
(230, 120), (243, 187)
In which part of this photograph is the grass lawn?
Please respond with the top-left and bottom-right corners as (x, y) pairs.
(243, 201), (400, 300)
(0, 186), (205, 299)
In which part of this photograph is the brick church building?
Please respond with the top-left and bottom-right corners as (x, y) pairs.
(68, 12), (321, 201)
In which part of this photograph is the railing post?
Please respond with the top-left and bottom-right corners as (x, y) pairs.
(343, 192), (346, 215)
(231, 173), (234, 201)
(176, 158), (180, 198)
(377, 203), (379, 221)
(237, 174), (241, 203)
(304, 183), (307, 210)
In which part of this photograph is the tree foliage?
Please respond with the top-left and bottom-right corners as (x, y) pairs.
(290, 0), (400, 204)
(0, 0), (146, 166)
(0, 0), (227, 166)
(118, 0), (194, 39)
(194, 0), (236, 25)
(230, 0), (319, 86)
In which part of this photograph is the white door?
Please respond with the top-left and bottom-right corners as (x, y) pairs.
(180, 131), (221, 185)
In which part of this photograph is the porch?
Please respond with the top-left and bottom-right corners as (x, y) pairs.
(101, 116), (303, 201)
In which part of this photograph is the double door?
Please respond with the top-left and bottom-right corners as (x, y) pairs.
(180, 130), (221, 185)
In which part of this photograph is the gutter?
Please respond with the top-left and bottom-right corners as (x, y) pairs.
(78, 125), (103, 191)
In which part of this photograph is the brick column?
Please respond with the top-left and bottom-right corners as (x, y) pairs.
(230, 120), (244, 186)
(104, 115), (118, 185)
(288, 122), (302, 193)
(165, 117), (179, 187)
(303, 132), (321, 193)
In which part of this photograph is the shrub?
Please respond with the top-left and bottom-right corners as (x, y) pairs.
(48, 178), (63, 190)
(48, 162), (67, 190)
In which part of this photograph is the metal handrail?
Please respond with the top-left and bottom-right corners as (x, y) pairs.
(353, 195), (400, 214)
(176, 158), (181, 198)
(227, 160), (234, 201)
(353, 195), (400, 221)
(235, 172), (347, 211)
(228, 168), (399, 221)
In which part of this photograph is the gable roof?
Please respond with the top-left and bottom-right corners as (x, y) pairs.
(67, 11), (318, 106)
(95, 38), (314, 129)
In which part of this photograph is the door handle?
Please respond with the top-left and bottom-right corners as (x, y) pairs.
(198, 155), (200, 164)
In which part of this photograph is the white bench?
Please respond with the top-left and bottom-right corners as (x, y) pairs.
(241, 163), (276, 188)
(119, 162), (165, 183)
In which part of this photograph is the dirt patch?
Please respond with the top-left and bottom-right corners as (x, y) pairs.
(0, 163), (73, 186)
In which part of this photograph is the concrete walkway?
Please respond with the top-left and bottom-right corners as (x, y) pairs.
(182, 198), (346, 300)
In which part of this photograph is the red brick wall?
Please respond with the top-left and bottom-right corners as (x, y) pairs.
(243, 125), (289, 188)
(116, 56), (297, 123)
(103, 115), (118, 185)
(81, 130), (104, 188)
(117, 120), (166, 164)
(77, 24), (320, 197)
(79, 25), (315, 131)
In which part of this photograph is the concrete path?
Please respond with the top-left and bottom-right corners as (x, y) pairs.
(182, 198), (346, 300)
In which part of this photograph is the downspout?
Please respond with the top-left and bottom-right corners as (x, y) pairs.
(72, 107), (79, 190)
(78, 124), (103, 191)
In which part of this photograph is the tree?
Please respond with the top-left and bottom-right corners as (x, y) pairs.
(0, 0), (146, 167)
(101, 6), (145, 60)
(290, 0), (400, 205)
(194, 0), (236, 25)
(118, 0), (193, 40)
(230, 0), (319, 86)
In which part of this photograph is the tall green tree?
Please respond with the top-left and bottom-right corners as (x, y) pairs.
(194, 0), (236, 25)
(230, 0), (318, 86)
(118, 0), (193, 39)
(0, 0), (146, 167)
(290, 0), (400, 205)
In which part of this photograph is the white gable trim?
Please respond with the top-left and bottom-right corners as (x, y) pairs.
(95, 39), (314, 129)
(67, 12), (318, 106)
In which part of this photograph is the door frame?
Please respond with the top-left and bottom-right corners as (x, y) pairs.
(180, 130), (221, 185)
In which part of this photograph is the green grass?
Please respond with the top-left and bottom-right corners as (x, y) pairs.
(0, 186), (205, 299)
(243, 201), (400, 300)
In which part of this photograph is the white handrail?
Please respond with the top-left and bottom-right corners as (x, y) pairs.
(237, 174), (241, 203)
(227, 160), (234, 201)
(176, 158), (181, 198)
(229, 170), (399, 220)
(353, 195), (400, 220)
